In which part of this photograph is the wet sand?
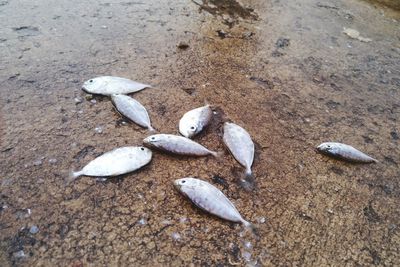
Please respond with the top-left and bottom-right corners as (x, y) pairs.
(1, 0), (399, 266)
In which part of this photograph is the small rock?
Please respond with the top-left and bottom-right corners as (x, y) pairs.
(30, 225), (39, 234)
(390, 131), (398, 140)
(257, 217), (266, 223)
(33, 160), (42, 166)
(101, 25), (108, 29)
(90, 99), (97, 104)
(242, 251), (252, 262)
(48, 158), (57, 164)
(171, 232), (181, 241)
(177, 41), (189, 49)
(138, 218), (147, 225)
(85, 94), (93, 101)
(216, 29), (227, 39)
(74, 97), (83, 104)
(276, 38), (290, 48)
(343, 28), (372, 42)
(244, 241), (252, 249)
(13, 250), (26, 258)
(242, 31), (254, 39)
(95, 126), (103, 134)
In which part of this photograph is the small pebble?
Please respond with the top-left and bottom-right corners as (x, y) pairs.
(95, 126), (103, 134)
(30, 225), (39, 234)
(179, 217), (187, 223)
(242, 251), (252, 262)
(48, 158), (57, 164)
(258, 217), (266, 223)
(74, 97), (83, 104)
(85, 94), (93, 101)
(101, 25), (108, 29)
(33, 160), (43, 166)
(244, 241), (252, 249)
(138, 218), (147, 225)
(90, 99), (97, 104)
(13, 250), (26, 258)
(171, 232), (181, 241)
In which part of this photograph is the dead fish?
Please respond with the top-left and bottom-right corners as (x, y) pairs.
(111, 94), (154, 131)
(82, 76), (151, 95)
(174, 177), (252, 227)
(223, 122), (255, 176)
(317, 142), (378, 163)
(143, 134), (218, 157)
(179, 105), (212, 138)
(69, 146), (152, 181)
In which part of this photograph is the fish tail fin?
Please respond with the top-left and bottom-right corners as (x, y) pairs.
(242, 219), (257, 235)
(210, 150), (223, 158)
(66, 170), (83, 183)
(148, 125), (156, 133)
(245, 166), (252, 178)
(238, 169), (255, 191)
(372, 158), (379, 163)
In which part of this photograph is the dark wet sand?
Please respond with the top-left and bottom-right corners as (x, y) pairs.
(1, 0), (399, 266)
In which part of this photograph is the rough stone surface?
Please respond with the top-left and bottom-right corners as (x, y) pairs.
(1, 0), (399, 266)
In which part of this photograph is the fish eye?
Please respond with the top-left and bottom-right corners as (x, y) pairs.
(151, 137), (155, 140)
(140, 147), (145, 151)
(190, 126), (195, 130)
(327, 145), (331, 148)
(181, 180), (186, 184)
(89, 79), (93, 83)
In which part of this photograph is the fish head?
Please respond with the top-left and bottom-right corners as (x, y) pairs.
(173, 177), (196, 192)
(82, 77), (103, 93)
(179, 123), (198, 138)
(317, 142), (337, 154)
(137, 146), (152, 159)
(143, 135), (162, 147)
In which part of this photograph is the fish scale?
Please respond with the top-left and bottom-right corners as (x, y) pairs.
(223, 122), (255, 176)
(143, 134), (218, 157)
(174, 177), (252, 228)
(69, 146), (152, 181)
(317, 142), (378, 163)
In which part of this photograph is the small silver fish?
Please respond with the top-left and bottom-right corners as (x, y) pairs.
(223, 122), (255, 176)
(70, 146), (152, 181)
(179, 105), (212, 138)
(111, 94), (154, 131)
(317, 142), (378, 163)
(143, 134), (218, 157)
(82, 76), (151, 95)
(174, 177), (252, 227)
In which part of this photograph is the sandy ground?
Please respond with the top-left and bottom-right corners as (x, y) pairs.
(1, 0), (399, 266)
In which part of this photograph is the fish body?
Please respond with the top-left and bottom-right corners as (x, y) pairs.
(317, 142), (378, 163)
(174, 177), (251, 227)
(143, 134), (217, 157)
(70, 146), (152, 180)
(111, 94), (154, 131)
(223, 122), (254, 175)
(82, 76), (151, 95)
(179, 105), (212, 138)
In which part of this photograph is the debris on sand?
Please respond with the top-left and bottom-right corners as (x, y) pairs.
(177, 41), (189, 49)
(343, 28), (372, 42)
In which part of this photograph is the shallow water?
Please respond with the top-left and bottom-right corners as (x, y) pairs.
(1, 0), (399, 266)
